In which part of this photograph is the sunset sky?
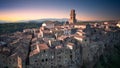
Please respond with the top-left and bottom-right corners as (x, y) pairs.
(0, 0), (120, 22)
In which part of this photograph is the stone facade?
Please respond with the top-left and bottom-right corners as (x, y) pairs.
(0, 22), (120, 68)
(0, 10), (120, 68)
(69, 9), (76, 24)
(29, 35), (82, 68)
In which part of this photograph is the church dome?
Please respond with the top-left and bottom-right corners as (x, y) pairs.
(42, 23), (46, 27)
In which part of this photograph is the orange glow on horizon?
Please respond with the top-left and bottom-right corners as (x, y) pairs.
(0, 9), (70, 22)
(0, 9), (111, 22)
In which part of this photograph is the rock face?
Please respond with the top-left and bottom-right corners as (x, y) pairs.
(81, 24), (120, 68)
(94, 29), (120, 68)
(80, 24), (105, 68)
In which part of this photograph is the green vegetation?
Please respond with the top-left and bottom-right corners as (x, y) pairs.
(77, 21), (102, 25)
(77, 22), (94, 25)
(95, 43), (120, 68)
(0, 23), (42, 35)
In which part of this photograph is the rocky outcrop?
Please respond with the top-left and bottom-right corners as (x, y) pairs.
(94, 30), (120, 68)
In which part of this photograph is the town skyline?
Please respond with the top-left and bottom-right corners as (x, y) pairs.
(0, 0), (120, 22)
(0, 8), (120, 68)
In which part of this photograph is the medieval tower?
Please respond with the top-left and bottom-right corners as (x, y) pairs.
(69, 9), (76, 24)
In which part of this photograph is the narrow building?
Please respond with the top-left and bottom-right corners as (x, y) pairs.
(69, 9), (76, 24)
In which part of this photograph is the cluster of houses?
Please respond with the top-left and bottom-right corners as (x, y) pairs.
(0, 9), (120, 68)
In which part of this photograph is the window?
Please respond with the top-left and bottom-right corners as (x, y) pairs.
(70, 50), (72, 53)
(36, 63), (38, 66)
(41, 59), (44, 62)
(4, 66), (8, 68)
(58, 56), (61, 59)
(70, 55), (72, 59)
(9, 59), (10, 61)
(84, 39), (87, 41)
(35, 60), (37, 62)
(2, 55), (4, 58)
(51, 66), (53, 68)
(45, 59), (48, 61)
(59, 65), (62, 68)
(43, 50), (46, 53)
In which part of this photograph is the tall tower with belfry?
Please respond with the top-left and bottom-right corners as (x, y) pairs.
(69, 9), (76, 24)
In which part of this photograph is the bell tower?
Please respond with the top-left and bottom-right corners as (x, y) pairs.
(69, 9), (76, 24)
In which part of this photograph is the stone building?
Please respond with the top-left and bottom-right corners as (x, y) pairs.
(80, 23), (105, 68)
(29, 36), (82, 68)
(42, 21), (55, 29)
(69, 9), (76, 24)
(0, 47), (10, 68)
(7, 54), (22, 68)
(1, 9), (120, 68)
(116, 21), (120, 28)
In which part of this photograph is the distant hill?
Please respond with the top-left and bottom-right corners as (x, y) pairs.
(29, 18), (68, 23)
(0, 18), (69, 23)
(0, 20), (9, 23)
(0, 23), (42, 35)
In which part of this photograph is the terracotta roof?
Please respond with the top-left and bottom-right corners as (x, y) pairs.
(30, 43), (49, 56)
(67, 43), (74, 46)
(32, 38), (37, 42)
(45, 21), (54, 24)
(43, 30), (51, 33)
(76, 31), (85, 34)
(29, 49), (39, 57)
(58, 36), (68, 40)
(74, 35), (85, 38)
(31, 43), (36, 47)
(10, 51), (27, 60)
(39, 43), (49, 50)
(55, 45), (63, 49)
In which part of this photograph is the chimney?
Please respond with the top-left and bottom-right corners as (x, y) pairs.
(55, 33), (58, 39)
(48, 40), (51, 47)
(36, 42), (40, 52)
(17, 56), (22, 68)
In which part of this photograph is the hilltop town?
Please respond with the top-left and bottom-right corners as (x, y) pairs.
(0, 10), (120, 68)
